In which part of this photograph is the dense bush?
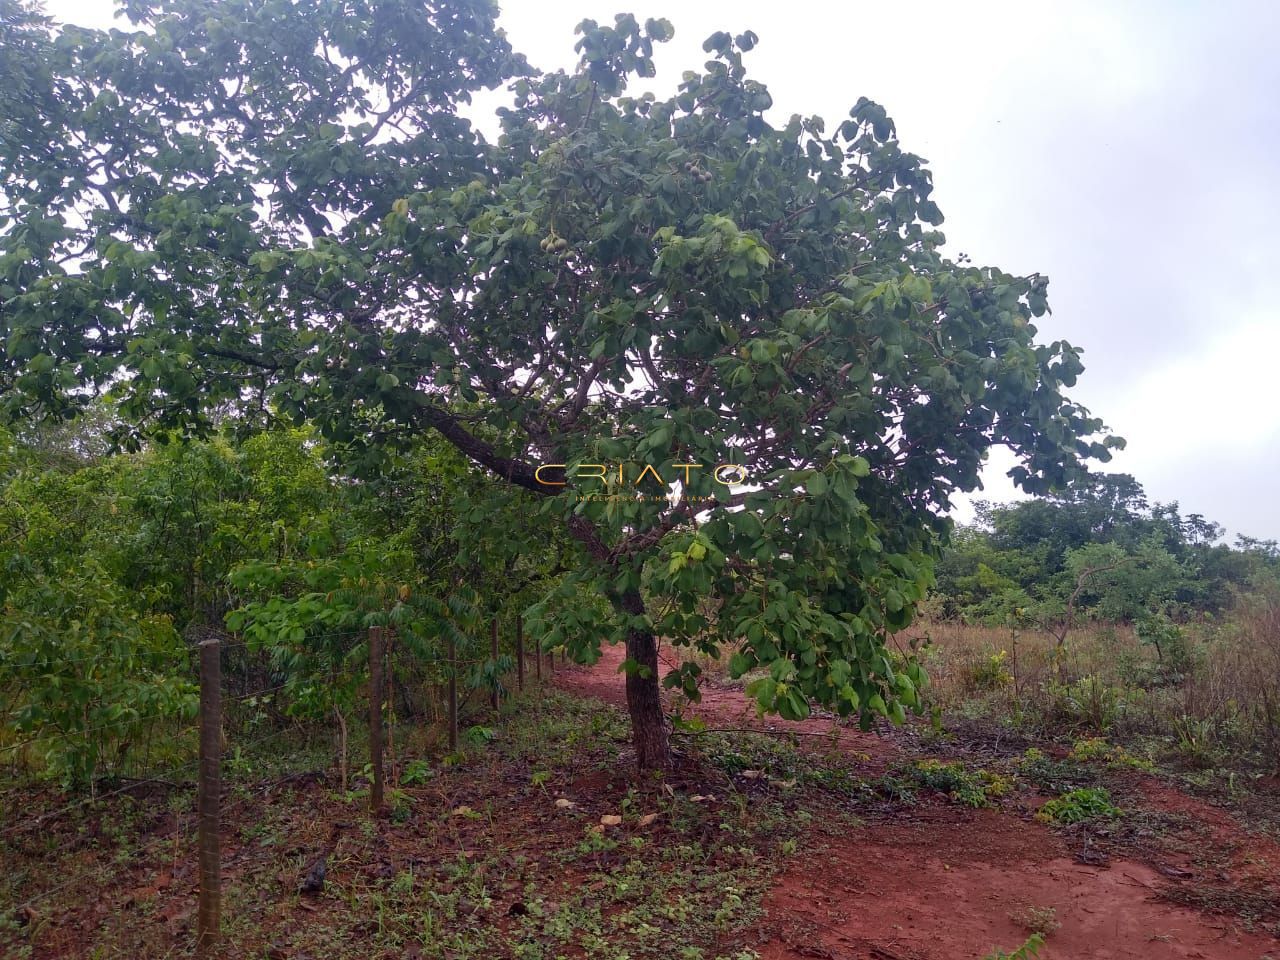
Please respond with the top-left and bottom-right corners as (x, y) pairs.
(0, 417), (565, 786)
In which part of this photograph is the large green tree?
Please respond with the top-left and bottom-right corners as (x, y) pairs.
(0, 4), (1118, 768)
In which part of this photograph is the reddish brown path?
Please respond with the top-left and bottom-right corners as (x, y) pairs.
(556, 643), (1279, 960)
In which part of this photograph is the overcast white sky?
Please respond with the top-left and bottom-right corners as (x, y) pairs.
(46, 0), (1280, 541)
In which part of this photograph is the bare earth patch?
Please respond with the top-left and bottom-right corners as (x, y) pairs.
(561, 643), (1280, 959)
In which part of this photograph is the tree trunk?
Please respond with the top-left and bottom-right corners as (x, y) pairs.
(619, 588), (671, 771)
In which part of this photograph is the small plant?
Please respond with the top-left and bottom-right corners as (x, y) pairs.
(1068, 737), (1154, 771)
(464, 724), (498, 747)
(1011, 904), (1060, 938)
(1047, 675), (1120, 731)
(907, 759), (1012, 807)
(1037, 787), (1122, 825)
(965, 649), (1014, 691)
(1170, 715), (1217, 769)
(983, 932), (1045, 960)
(401, 758), (433, 785)
(1016, 747), (1099, 793)
(390, 869), (415, 895)
(1135, 614), (1192, 674)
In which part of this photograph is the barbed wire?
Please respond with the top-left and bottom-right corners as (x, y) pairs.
(0, 714), (324, 844)
(2, 654), (555, 925)
(0, 671), (316, 759)
(0, 626), (532, 675)
(2, 719), (325, 916)
(0, 652), (507, 763)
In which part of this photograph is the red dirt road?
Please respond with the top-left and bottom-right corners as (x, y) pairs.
(556, 643), (1279, 960)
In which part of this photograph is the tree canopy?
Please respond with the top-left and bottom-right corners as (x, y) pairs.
(932, 473), (1274, 627)
(1, 2), (1120, 768)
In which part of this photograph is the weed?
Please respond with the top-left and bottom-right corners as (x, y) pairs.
(1011, 904), (1060, 938)
(401, 758), (433, 785)
(982, 932), (1045, 959)
(463, 725), (497, 747)
(1037, 787), (1122, 825)
(1068, 737), (1154, 771)
(1169, 715), (1217, 769)
(906, 759), (1012, 807)
(965, 649), (1014, 691)
(1047, 676), (1121, 731)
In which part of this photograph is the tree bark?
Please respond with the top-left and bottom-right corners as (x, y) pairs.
(619, 588), (670, 771)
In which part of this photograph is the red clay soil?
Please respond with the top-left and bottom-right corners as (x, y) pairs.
(556, 644), (1280, 960)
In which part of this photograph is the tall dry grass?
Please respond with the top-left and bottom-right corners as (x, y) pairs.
(910, 588), (1280, 769)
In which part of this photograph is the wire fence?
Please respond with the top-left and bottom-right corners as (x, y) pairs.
(0, 617), (558, 956)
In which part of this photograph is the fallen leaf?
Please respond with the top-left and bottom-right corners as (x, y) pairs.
(638, 813), (659, 827)
(451, 805), (473, 816)
(554, 798), (576, 809)
(739, 769), (764, 780)
(599, 814), (622, 827)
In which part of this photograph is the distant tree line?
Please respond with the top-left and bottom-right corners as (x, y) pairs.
(931, 472), (1279, 626)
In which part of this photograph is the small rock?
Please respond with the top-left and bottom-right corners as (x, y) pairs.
(299, 856), (327, 895)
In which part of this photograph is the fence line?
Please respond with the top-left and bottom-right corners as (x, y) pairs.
(2, 614), (553, 952)
(3, 719), (319, 918)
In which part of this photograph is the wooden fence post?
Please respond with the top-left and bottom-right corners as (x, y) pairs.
(516, 615), (525, 691)
(368, 626), (385, 816)
(196, 637), (222, 957)
(535, 633), (543, 682)
(447, 634), (459, 752)
(490, 617), (500, 711)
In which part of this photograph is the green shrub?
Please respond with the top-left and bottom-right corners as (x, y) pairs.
(1016, 748), (1097, 793)
(401, 758), (433, 785)
(1037, 787), (1121, 824)
(1068, 737), (1154, 771)
(1169, 715), (1217, 769)
(907, 759), (1012, 808)
(1135, 614), (1192, 675)
(1046, 675), (1120, 731)
(964, 649), (1014, 691)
